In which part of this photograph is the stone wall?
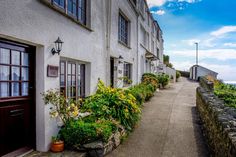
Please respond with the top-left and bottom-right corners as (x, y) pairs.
(196, 77), (236, 157)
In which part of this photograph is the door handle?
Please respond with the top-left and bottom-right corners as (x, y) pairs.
(9, 109), (24, 117)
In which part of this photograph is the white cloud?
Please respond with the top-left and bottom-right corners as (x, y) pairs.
(172, 49), (236, 61)
(178, 0), (197, 3)
(172, 61), (192, 71)
(182, 39), (201, 46)
(151, 10), (166, 15)
(224, 43), (236, 47)
(147, 0), (201, 7)
(210, 26), (236, 37)
(147, 0), (167, 7)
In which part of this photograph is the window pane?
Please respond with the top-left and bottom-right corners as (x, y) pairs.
(22, 67), (29, 81)
(60, 75), (65, 86)
(12, 66), (20, 81)
(77, 76), (81, 96)
(11, 50), (20, 65)
(72, 76), (76, 86)
(0, 82), (9, 97)
(60, 62), (65, 74)
(72, 64), (76, 74)
(78, 0), (86, 24)
(68, 63), (71, 74)
(0, 65), (10, 80)
(68, 75), (71, 86)
(21, 52), (29, 66)
(53, 0), (65, 8)
(118, 14), (128, 45)
(60, 87), (65, 96)
(11, 82), (19, 96)
(72, 86), (76, 97)
(78, 64), (81, 75)
(0, 48), (10, 64)
(22, 82), (29, 96)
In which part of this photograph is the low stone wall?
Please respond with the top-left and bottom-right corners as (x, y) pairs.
(196, 77), (236, 157)
(82, 126), (126, 157)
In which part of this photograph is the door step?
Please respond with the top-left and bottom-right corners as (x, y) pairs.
(2, 147), (33, 157)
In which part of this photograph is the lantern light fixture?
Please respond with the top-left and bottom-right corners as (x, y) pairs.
(118, 55), (124, 64)
(51, 37), (63, 55)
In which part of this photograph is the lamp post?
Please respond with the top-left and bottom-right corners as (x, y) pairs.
(195, 42), (198, 65)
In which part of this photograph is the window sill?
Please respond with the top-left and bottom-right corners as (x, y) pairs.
(40, 0), (93, 32)
(118, 41), (131, 49)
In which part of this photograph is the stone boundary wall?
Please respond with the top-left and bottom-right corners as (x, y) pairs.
(196, 77), (236, 157)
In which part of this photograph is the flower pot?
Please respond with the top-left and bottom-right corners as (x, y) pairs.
(51, 141), (64, 152)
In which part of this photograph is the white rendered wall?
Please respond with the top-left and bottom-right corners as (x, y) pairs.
(0, 0), (107, 151)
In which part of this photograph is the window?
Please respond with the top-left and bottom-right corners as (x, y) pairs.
(67, 0), (77, 17)
(157, 29), (160, 41)
(60, 60), (85, 99)
(78, 0), (87, 24)
(157, 48), (160, 59)
(140, 25), (146, 46)
(151, 40), (154, 53)
(53, 0), (65, 8)
(123, 62), (132, 86)
(0, 48), (29, 98)
(52, 0), (87, 25)
(118, 13), (129, 46)
(140, 0), (145, 15)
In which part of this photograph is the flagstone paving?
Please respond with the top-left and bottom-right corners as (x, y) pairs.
(106, 77), (210, 157)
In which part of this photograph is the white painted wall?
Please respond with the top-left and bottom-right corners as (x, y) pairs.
(0, 0), (107, 151)
(0, 0), (165, 152)
(108, 0), (138, 87)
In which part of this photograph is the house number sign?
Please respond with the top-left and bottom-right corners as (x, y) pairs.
(47, 65), (59, 77)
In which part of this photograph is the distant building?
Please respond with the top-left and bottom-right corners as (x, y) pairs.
(189, 65), (218, 81)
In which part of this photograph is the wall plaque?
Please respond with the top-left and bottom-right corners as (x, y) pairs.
(47, 65), (59, 77)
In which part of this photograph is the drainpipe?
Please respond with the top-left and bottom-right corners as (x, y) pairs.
(105, 0), (111, 86)
(136, 12), (139, 84)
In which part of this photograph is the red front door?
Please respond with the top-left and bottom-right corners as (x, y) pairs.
(0, 40), (35, 156)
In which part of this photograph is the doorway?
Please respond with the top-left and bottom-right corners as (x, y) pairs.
(0, 40), (36, 156)
(110, 57), (114, 87)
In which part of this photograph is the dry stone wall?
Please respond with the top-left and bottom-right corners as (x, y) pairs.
(197, 77), (236, 157)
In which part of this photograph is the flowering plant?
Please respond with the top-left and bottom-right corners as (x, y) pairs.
(42, 89), (81, 125)
(82, 80), (141, 131)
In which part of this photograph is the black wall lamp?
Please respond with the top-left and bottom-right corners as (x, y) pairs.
(118, 55), (124, 64)
(51, 37), (63, 55)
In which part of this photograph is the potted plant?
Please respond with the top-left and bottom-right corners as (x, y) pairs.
(50, 136), (64, 152)
(42, 89), (81, 153)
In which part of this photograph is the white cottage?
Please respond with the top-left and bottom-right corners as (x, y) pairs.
(189, 65), (218, 81)
(0, 0), (164, 155)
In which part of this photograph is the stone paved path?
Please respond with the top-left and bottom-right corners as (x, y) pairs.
(106, 77), (209, 157)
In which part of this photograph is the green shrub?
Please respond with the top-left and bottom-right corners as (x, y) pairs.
(82, 80), (141, 131)
(157, 74), (169, 88)
(59, 119), (117, 147)
(176, 71), (181, 81)
(128, 83), (155, 105)
(214, 83), (236, 108)
(141, 73), (159, 89)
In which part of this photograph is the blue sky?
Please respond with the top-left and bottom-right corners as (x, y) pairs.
(148, 0), (236, 81)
